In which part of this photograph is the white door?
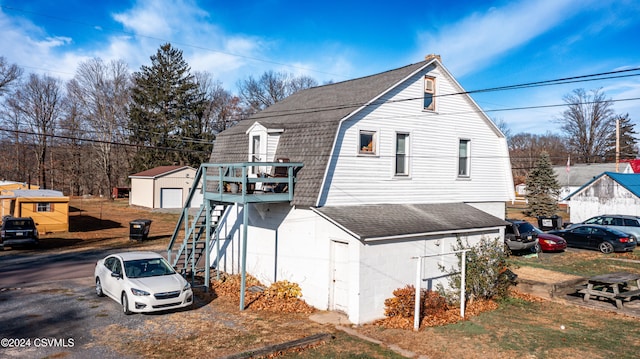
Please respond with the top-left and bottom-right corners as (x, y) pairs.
(330, 240), (349, 313)
(160, 188), (183, 208)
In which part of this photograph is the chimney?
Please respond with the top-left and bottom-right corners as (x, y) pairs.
(425, 54), (441, 62)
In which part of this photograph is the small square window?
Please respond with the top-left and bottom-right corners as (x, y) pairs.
(37, 203), (52, 212)
(359, 131), (377, 155)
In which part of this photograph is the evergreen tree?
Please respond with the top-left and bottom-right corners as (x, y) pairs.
(128, 43), (211, 171)
(604, 113), (638, 161)
(525, 152), (560, 217)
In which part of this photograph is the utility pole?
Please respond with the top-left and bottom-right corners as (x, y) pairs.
(615, 117), (620, 172)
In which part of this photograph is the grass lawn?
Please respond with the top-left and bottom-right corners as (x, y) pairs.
(15, 199), (640, 358)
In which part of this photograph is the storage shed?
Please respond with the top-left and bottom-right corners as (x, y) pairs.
(129, 166), (203, 209)
(0, 189), (69, 233)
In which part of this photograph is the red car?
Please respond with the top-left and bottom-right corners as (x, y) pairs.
(534, 228), (567, 252)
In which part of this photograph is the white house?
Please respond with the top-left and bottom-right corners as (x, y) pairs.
(564, 172), (640, 223)
(178, 56), (514, 325)
(129, 166), (203, 209)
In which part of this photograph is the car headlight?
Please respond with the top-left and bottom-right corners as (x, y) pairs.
(183, 282), (191, 292)
(131, 288), (150, 296)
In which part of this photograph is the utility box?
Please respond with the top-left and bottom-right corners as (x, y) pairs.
(129, 219), (152, 241)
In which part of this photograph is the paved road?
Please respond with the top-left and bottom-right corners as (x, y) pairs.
(0, 247), (171, 358)
(0, 250), (104, 288)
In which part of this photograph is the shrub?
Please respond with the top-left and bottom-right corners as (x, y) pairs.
(264, 280), (302, 300)
(438, 236), (513, 303)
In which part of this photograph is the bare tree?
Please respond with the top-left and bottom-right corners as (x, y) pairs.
(6, 74), (63, 188)
(508, 132), (567, 184)
(195, 71), (244, 134)
(67, 58), (131, 196)
(236, 70), (317, 114)
(558, 88), (615, 163)
(0, 57), (22, 96)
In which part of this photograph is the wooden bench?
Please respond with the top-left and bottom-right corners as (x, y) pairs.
(615, 289), (640, 299)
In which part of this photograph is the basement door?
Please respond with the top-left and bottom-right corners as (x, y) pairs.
(160, 188), (183, 208)
(330, 240), (349, 313)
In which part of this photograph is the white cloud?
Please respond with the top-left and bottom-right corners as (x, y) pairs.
(413, 0), (586, 76)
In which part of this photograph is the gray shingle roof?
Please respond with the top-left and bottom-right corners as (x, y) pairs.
(209, 60), (432, 207)
(313, 203), (509, 240)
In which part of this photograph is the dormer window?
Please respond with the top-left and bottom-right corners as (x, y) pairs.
(424, 76), (435, 111)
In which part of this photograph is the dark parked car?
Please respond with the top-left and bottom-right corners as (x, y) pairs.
(505, 219), (539, 253)
(0, 217), (39, 250)
(569, 214), (640, 239)
(533, 227), (567, 252)
(548, 224), (637, 253)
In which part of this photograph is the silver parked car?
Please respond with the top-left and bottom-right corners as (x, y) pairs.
(569, 215), (640, 239)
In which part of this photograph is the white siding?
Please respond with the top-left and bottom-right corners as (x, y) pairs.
(213, 203), (503, 324)
(568, 176), (640, 223)
(153, 168), (197, 208)
(319, 66), (513, 209)
(130, 178), (154, 208)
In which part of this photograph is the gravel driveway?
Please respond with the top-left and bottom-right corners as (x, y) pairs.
(1, 277), (149, 358)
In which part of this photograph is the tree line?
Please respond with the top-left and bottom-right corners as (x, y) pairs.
(0, 44), (636, 197)
(0, 44), (317, 196)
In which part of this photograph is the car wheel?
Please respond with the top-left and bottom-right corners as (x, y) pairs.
(95, 277), (105, 297)
(533, 243), (541, 253)
(599, 242), (614, 254)
(122, 292), (132, 315)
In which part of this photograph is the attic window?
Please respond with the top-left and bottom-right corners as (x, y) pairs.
(424, 76), (435, 111)
(359, 130), (377, 155)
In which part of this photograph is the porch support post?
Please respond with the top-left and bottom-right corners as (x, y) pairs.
(460, 251), (466, 318)
(240, 203), (249, 310)
(413, 258), (422, 331)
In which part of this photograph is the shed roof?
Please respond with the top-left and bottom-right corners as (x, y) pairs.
(209, 60), (435, 207)
(566, 172), (640, 199)
(12, 189), (66, 197)
(312, 202), (508, 241)
(553, 163), (618, 187)
(130, 166), (194, 179)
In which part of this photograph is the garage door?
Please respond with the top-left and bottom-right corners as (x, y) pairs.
(160, 188), (183, 208)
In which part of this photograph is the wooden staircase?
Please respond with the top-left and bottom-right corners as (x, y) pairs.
(170, 203), (227, 276)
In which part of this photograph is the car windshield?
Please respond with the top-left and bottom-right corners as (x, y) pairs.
(3, 220), (34, 230)
(124, 258), (176, 278)
(517, 222), (536, 233)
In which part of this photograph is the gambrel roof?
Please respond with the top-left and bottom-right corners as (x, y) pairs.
(210, 60), (435, 207)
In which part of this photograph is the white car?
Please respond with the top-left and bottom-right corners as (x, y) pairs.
(94, 251), (193, 314)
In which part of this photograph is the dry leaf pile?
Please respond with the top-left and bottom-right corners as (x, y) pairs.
(212, 273), (316, 314)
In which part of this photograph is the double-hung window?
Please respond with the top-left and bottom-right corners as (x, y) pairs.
(458, 139), (470, 177)
(424, 76), (436, 111)
(395, 133), (409, 176)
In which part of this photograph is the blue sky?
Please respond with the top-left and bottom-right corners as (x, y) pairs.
(1, 0), (639, 135)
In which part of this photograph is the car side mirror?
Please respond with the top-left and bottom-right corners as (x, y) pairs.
(111, 272), (122, 279)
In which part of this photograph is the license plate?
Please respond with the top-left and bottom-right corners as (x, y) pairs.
(526, 235), (532, 240)
(16, 232), (23, 236)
